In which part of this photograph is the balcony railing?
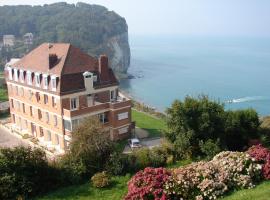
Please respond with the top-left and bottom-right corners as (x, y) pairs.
(63, 96), (132, 118)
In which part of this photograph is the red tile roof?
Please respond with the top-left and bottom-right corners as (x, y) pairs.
(10, 43), (118, 94)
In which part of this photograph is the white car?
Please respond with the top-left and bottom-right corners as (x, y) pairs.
(128, 138), (142, 149)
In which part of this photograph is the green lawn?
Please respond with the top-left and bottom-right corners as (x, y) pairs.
(221, 181), (270, 200)
(0, 87), (8, 102)
(132, 109), (166, 137)
(37, 175), (131, 200)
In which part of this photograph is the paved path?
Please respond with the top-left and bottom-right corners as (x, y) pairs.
(0, 126), (28, 148)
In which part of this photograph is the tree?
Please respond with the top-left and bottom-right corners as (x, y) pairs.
(165, 95), (260, 157)
(166, 95), (225, 157)
(224, 109), (259, 150)
(68, 116), (113, 175)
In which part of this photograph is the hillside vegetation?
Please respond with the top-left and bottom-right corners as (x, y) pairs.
(0, 2), (130, 74)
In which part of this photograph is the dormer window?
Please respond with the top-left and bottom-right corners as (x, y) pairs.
(14, 69), (18, 81)
(51, 76), (57, 91)
(20, 70), (24, 83)
(43, 74), (48, 89)
(27, 71), (32, 85)
(35, 73), (41, 87)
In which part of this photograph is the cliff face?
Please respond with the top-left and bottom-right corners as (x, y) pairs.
(0, 2), (131, 76)
(97, 32), (130, 77)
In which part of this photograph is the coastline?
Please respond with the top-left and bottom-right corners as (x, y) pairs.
(119, 89), (166, 119)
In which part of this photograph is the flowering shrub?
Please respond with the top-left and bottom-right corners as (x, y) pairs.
(164, 151), (261, 200)
(247, 144), (270, 180)
(124, 167), (171, 200)
(125, 151), (262, 200)
(247, 144), (270, 162)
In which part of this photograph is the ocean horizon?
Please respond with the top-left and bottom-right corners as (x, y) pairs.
(120, 35), (270, 116)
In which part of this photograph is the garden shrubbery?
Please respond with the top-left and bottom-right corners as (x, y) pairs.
(247, 144), (270, 180)
(125, 167), (171, 200)
(0, 147), (64, 200)
(125, 146), (270, 200)
(91, 171), (110, 188)
(166, 95), (261, 159)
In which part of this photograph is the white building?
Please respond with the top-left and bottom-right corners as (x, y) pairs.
(3, 35), (15, 47)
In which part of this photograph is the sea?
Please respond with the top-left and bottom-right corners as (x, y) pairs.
(120, 35), (270, 116)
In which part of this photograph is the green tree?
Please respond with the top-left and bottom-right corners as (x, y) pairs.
(166, 95), (260, 157)
(68, 116), (113, 175)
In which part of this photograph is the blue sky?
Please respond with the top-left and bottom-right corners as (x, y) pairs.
(1, 0), (270, 37)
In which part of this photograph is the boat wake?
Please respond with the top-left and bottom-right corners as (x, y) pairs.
(226, 96), (269, 104)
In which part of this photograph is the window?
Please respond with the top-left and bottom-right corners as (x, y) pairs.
(44, 94), (48, 104)
(40, 127), (44, 137)
(55, 134), (59, 145)
(72, 119), (79, 130)
(54, 115), (57, 127)
(27, 71), (32, 85)
(110, 90), (115, 101)
(70, 98), (78, 110)
(16, 101), (20, 112)
(24, 120), (28, 130)
(22, 103), (25, 113)
(99, 113), (109, 123)
(14, 69), (18, 81)
(28, 90), (33, 100)
(20, 70), (24, 83)
(118, 112), (128, 120)
(20, 87), (24, 97)
(30, 106), (33, 116)
(51, 77), (57, 91)
(11, 99), (14, 108)
(43, 75), (48, 89)
(38, 109), (42, 119)
(36, 92), (40, 102)
(93, 75), (97, 82)
(15, 86), (18, 96)
(118, 126), (128, 135)
(45, 112), (49, 123)
(35, 73), (41, 87)
(52, 96), (57, 107)
(47, 130), (51, 141)
(64, 120), (71, 131)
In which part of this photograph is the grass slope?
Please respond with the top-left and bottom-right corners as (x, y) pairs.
(132, 109), (166, 137)
(37, 175), (131, 200)
(221, 181), (270, 200)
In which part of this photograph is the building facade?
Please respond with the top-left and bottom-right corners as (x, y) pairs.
(4, 43), (133, 151)
(23, 33), (34, 46)
(3, 35), (15, 47)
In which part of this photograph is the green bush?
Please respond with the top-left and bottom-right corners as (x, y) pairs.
(105, 152), (126, 175)
(91, 172), (110, 188)
(166, 95), (260, 158)
(199, 139), (221, 160)
(0, 147), (63, 200)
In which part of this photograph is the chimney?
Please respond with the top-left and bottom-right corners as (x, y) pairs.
(98, 55), (110, 82)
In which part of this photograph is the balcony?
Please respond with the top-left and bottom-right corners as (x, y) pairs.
(63, 96), (132, 118)
(63, 102), (109, 118)
(110, 96), (132, 110)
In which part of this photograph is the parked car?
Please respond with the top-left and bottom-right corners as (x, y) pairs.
(128, 138), (142, 149)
